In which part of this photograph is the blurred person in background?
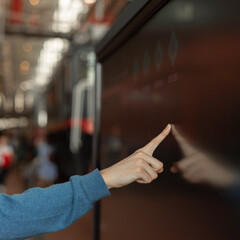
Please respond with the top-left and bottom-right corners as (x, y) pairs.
(35, 132), (58, 188)
(0, 132), (15, 193)
(11, 131), (27, 167)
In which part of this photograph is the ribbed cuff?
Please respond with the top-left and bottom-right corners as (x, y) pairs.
(81, 169), (110, 204)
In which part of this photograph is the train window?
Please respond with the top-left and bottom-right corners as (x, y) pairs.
(96, 0), (240, 239)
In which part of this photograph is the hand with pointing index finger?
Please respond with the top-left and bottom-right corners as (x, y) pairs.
(100, 124), (171, 189)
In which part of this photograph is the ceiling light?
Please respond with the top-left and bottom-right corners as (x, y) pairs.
(20, 60), (30, 72)
(38, 110), (48, 127)
(59, 0), (72, 9)
(23, 42), (32, 53)
(84, 0), (96, 5)
(15, 92), (24, 113)
(20, 81), (31, 91)
(29, 0), (39, 6)
(35, 76), (49, 86)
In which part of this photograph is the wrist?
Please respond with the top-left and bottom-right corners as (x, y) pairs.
(100, 169), (112, 189)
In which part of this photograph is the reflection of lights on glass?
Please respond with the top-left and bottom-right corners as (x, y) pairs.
(38, 110), (48, 127)
(23, 42), (32, 53)
(29, 0), (39, 6)
(84, 0), (96, 5)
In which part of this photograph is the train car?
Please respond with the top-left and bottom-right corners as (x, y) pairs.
(94, 0), (240, 239)
(46, 45), (95, 180)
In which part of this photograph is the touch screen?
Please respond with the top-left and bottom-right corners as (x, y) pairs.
(99, 0), (240, 239)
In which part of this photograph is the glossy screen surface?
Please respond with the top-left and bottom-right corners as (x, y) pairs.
(99, 0), (240, 239)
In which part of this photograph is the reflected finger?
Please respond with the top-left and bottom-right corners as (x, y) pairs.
(175, 156), (198, 171)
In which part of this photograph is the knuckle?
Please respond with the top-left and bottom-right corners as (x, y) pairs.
(135, 166), (144, 174)
(137, 158), (145, 165)
(136, 150), (145, 157)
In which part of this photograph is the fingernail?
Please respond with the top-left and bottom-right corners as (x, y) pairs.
(165, 124), (171, 130)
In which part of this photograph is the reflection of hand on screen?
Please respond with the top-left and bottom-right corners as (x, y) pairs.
(171, 125), (236, 188)
(100, 124), (171, 189)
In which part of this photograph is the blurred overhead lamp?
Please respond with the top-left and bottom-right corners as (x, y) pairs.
(84, 0), (96, 5)
(20, 60), (30, 71)
(20, 81), (31, 91)
(29, 0), (39, 6)
(0, 117), (29, 130)
(23, 42), (32, 53)
(38, 109), (48, 127)
(59, 0), (71, 9)
(15, 92), (24, 113)
(35, 76), (49, 86)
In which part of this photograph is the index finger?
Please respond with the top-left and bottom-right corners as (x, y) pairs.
(141, 124), (171, 156)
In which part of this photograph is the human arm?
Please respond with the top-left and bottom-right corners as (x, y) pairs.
(0, 169), (109, 240)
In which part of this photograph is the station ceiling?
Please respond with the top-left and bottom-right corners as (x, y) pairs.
(0, 0), (94, 115)
(0, 0), (128, 118)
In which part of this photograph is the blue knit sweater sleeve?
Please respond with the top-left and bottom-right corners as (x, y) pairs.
(0, 169), (110, 240)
